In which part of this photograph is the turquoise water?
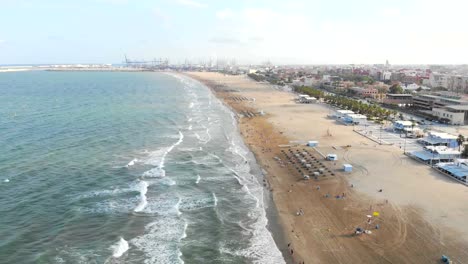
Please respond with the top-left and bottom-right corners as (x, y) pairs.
(0, 71), (284, 264)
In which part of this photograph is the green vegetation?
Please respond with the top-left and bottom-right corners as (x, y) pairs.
(389, 84), (404, 94)
(247, 73), (266, 82)
(324, 95), (395, 120)
(462, 145), (468, 158)
(294, 86), (325, 99)
(294, 86), (396, 120)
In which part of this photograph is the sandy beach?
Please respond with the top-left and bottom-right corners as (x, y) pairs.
(187, 72), (468, 264)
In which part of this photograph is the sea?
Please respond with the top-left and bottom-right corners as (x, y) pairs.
(0, 71), (285, 264)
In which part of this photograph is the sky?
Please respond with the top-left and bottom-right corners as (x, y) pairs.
(1, 0), (468, 65)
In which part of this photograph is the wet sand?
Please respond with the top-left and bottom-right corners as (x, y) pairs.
(187, 72), (468, 264)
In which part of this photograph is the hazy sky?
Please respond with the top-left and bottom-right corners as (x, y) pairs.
(1, 0), (468, 65)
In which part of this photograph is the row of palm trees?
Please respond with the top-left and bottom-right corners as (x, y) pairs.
(294, 86), (325, 99)
(324, 95), (397, 120)
(294, 86), (397, 120)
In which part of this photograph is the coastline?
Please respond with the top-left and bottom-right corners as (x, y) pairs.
(186, 72), (468, 263)
(183, 72), (294, 263)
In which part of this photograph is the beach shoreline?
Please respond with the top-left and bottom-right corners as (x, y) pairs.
(186, 71), (468, 263)
(184, 72), (294, 263)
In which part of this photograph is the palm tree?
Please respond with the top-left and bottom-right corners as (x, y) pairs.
(457, 134), (465, 151)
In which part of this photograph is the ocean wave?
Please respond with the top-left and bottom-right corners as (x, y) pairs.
(73, 182), (140, 200)
(134, 181), (149, 212)
(125, 158), (138, 168)
(130, 216), (186, 264)
(160, 131), (184, 168)
(212, 192), (218, 207)
(191, 154), (223, 166)
(111, 237), (129, 258)
(142, 167), (166, 178)
(177, 194), (217, 211)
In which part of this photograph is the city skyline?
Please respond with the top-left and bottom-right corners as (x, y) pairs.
(2, 0), (468, 65)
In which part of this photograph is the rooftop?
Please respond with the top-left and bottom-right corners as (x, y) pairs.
(445, 105), (468, 111)
(387, 94), (413, 97)
(428, 131), (458, 140)
(346, 114), (367, 119)
(336, 110), (354, 114)
(394, 120), (415, 126)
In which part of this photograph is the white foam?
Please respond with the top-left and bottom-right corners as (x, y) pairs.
(188, 125), (192, 131)
(142, 167), (166, 178)
(134, 181), (149, 212)
(130, 216), (186, 264)
(165, 73), (285, 263)
(175, 197), (182, 216)
(160, 131), (184, 169)
(111, 237), (129, 258)
(161, 178), (176, 186)
(212, 192), (218, 207)
(4, 179), (9, 183)
(73, 181), (141, 200)
(195, 174), (201, 184)
(126, 158), (138, 167)
(181, 222), (188, 239)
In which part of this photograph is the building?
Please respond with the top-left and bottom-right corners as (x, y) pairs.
(409, 146), (460, 165)
(299, 96), (317, 104)
(429, 73), (449, 88)
(402, 83), (430, 92)
(435, 159), (468, 183)
(342, 114), (367, 125)
(393, 120), (416, 131)
(432, 106), (468, 125)
(349, 87), (378, 98)
(383, 94), (413, 106)
(334, 110), (355, 118)
(412, 94), (468, 110)
(447, 75), (468, 94)
(381, 71), (392, 81)
(417, 132), (459, 148)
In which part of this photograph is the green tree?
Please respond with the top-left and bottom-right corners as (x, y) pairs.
(389, 84), (404, 94)
(462, 145), (468, 158)
(366, 77), (375, 84)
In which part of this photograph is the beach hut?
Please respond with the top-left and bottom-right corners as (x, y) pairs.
(307, 141), (318, 147)
(343, 164), (353, 172)
(326, 154), (338, 161)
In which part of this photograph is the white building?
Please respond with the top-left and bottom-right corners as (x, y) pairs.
(403, 83), (430, 92)
(417, 131), (459, 148)
(429, 73), (449, 88)
(335, 110), (354, 118)
(342, 114), (367, 125)
(393, 120), (415, 131)
(432, 106), (466, 125)
(381, 71), (392, 81)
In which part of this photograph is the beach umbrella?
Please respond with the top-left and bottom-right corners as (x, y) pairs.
(373, 212), (380, 217)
